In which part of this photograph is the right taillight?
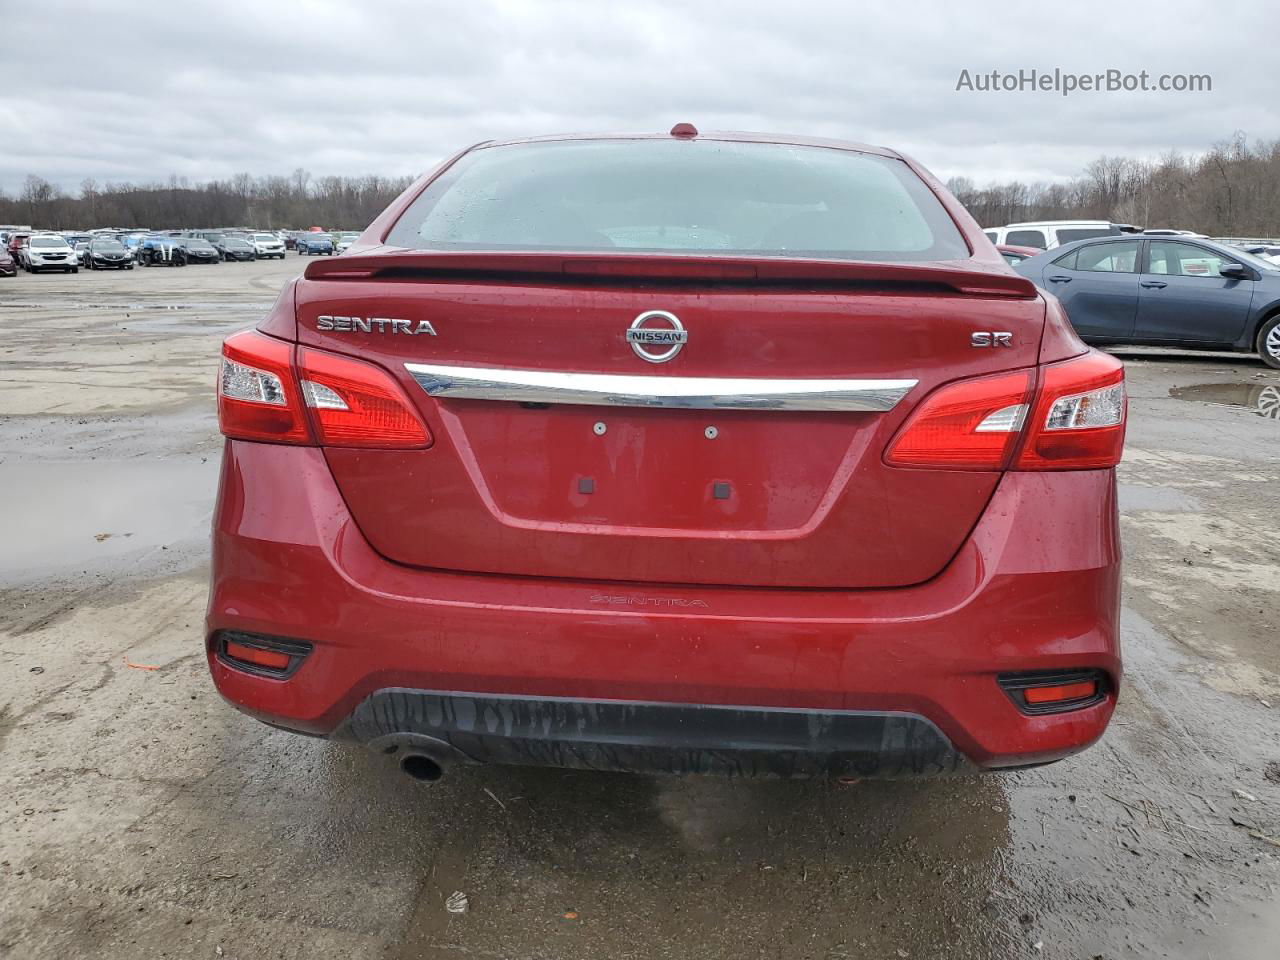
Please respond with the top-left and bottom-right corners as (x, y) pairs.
(1016, 351), (1126, 470)
(885, 370), (1034, 470)
(885, 350), (1126, 471)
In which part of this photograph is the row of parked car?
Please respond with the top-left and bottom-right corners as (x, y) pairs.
(0, 226), (362, 275)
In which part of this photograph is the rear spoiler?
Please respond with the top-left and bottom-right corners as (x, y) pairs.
(303, 250), (1039, 298)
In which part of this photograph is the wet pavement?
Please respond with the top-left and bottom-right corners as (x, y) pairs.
(1, 260), (1277, 959)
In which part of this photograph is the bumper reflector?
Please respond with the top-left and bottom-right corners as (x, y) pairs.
(998, 670), (1106, 714)
(215, 631), (311, 678)
(1023, 680), (1097, 705)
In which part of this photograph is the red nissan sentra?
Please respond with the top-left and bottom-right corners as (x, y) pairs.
(207, 127), (1124, 781)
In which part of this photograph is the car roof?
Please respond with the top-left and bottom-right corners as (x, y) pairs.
(1003, 220), (1112, 229)
(474, 130), (901, 159)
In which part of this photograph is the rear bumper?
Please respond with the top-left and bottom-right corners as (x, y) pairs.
(206, 441), (1122, 775)
(339, 690), (973, 777)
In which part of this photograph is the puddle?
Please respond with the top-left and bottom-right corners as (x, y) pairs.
(1168, 382), (1280, 419)
(0, 457), (218, 582)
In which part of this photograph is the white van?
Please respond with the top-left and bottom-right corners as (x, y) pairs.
(982, 220), (1121, 251)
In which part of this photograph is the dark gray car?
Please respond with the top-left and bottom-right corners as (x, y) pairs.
(1013, 236), (1280, 368)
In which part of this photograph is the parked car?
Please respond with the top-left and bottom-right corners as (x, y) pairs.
(335, 232), (360, 253)
(178, 238), (222, 264)
(216, 237), (257, 261)
(209, 128), (1128, 782)
(0, 248), (15, 277)
(6, 232), (31, 261)
(1013, 235), (1280, 368)
(120, 234), (147, 260)
(63, 234), (93, 265)
(248, 232), (286, 259)
(295, 233), (335, 255)
(21, 233), (78, 273)
(997, 244), (1041, 266)
(984, 221), (1122, 250)
(1242, 244), (1280, 266)
(139, 236), (187, 267)
(85, 237), (135, 270)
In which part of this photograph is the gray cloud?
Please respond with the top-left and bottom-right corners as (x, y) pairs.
(2, 0), (1275, 194)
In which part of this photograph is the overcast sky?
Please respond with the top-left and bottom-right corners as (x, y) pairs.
(2, 0), (1275, 195)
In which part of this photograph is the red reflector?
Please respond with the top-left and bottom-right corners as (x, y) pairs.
(217, 331), (312, 444)
(224, 640), (291, 671)
(1023, 680), (1097, 704)
(298, 348), (432, 449)
(885, 370), (1032, 470)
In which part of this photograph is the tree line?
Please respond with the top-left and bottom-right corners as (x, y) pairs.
(0, 169), (416, 231)
(2, 133), (1278, 235)
(946, 133), (1280, 237)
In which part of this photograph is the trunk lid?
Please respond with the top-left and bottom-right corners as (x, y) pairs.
(293, 253), (1044, 589)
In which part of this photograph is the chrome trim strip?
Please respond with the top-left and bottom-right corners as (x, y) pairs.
(405, 363), (916, 412)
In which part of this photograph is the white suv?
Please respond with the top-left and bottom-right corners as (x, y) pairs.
(982, 220), (1121, 251)
(248, 233), (286, 259)
(22, 234), (78, 273)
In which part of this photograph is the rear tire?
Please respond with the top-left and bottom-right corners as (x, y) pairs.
(1258, 316), (1280, 370)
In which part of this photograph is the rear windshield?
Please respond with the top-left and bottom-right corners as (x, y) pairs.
(387, 139), (970, 262)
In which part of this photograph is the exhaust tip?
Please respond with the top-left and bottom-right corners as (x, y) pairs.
(400, 753), (444, 783)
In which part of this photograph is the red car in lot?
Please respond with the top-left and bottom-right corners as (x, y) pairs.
(207, 128), (1126, 781)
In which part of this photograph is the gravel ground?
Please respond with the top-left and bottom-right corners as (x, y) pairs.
(1, 257), (1277, 959)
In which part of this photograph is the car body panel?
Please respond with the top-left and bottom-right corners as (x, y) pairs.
(297, 274), (1045, 588)
(1136, 239), (1255, 342)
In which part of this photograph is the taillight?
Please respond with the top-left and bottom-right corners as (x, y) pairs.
(297, 348), (431, 448)
(885, 370), (1033, 469)
(216, 331), (431, 448)
(1016, 351), (1126, 469)
(218, 331), (311, 444)
(885, 350), (1126, 471)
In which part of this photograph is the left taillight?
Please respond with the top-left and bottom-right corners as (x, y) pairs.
(217, 331), (431, 448)
(297, 347), (431, 449)
(217, 331), (311, 444)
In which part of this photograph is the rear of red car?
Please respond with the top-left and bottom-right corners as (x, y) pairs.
(206, 132), (1124, 779)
